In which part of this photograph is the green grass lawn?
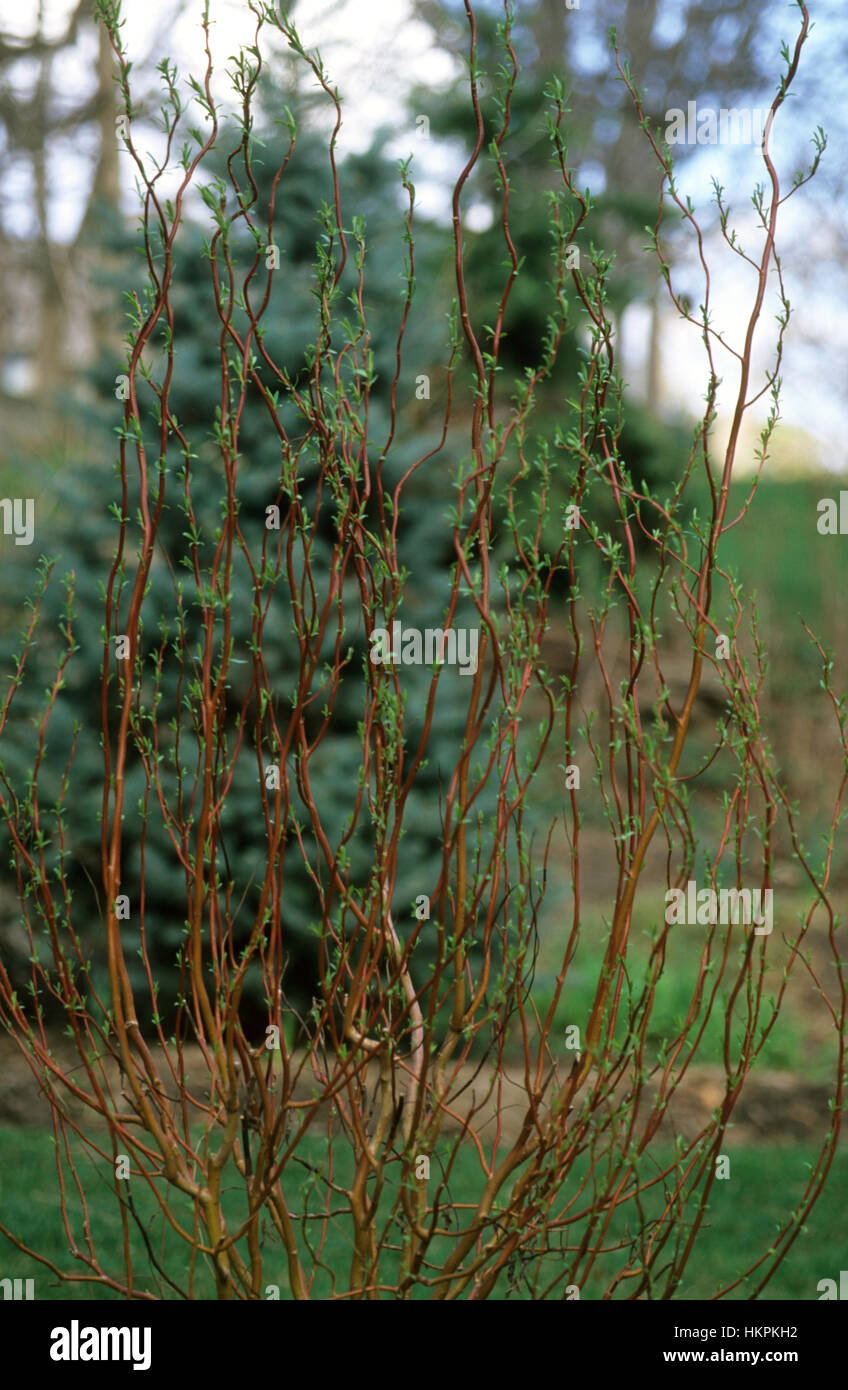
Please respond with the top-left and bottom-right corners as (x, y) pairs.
(529, 888), (838, 1083)
(0, 1124), (844, 1300)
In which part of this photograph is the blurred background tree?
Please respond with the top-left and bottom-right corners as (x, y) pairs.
(0, 42), (486, 1031)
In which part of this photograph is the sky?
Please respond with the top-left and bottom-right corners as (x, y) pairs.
(1, 0), (845, 465)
